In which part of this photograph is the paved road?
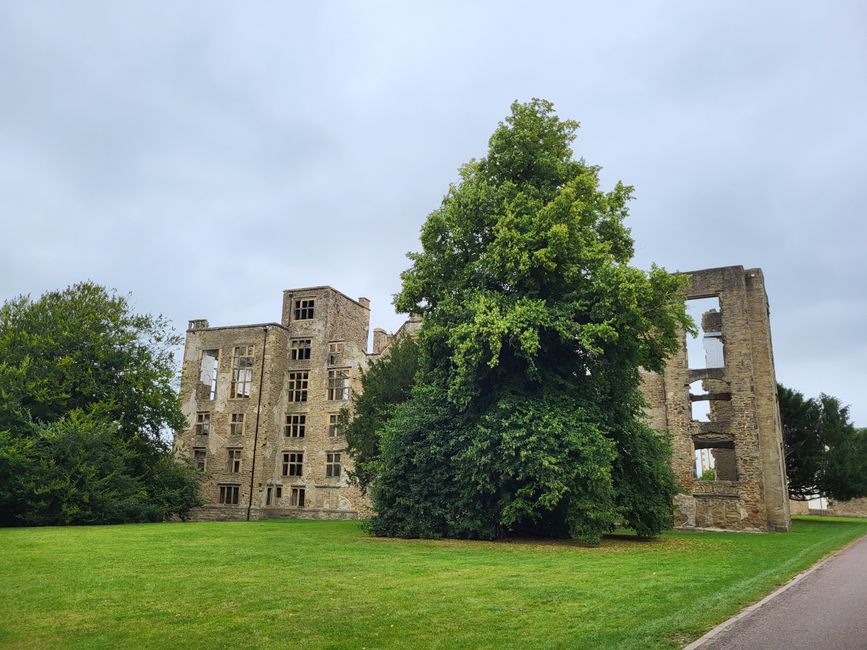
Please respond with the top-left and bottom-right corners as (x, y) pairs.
(696, 534), (867, 649)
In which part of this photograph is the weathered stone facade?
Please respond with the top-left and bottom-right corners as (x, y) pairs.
(641, 266), (791, 531)
(176, 266), (791, 531)
(174, 286), (372, 521)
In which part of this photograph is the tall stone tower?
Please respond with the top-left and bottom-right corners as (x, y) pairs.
(641, 266), (790, 531)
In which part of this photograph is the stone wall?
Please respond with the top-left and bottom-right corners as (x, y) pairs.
(824, 497), (867, 518)
(789, 497), (867, 518)
(640, 266), (791, 532)
(177, 268), (792, 532)
(175, 286), (372, 521)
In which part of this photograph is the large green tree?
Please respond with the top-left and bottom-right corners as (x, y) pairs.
(366, 100), (690, 544)
(778, 383), (867, 502)
(343, 335), (419, 493)
(0, 282), (201, 525)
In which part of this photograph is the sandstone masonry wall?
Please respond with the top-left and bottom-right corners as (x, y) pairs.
(640, 266), (791, 532)
(177, 268), (791, 532)
(175, 287), (372, 521)
(789, 497), (867, 518)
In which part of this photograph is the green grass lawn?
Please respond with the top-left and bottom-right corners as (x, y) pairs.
(1, 516), (865, 649)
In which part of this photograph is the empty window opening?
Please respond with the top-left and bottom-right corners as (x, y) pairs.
(275, 486), (282, 499)
(266, 486), (273, 506)
(294, 299), (315, 320)
(693, 436), (737, 481)
(284, 414), (306, 438)
(226, 448), (242, 473)
(195, 412), (211, 435)
(290, 339), (312, 361)
(230, 413), (245, 436)
(282, 452), (303, 477)
(230, 345), (254, 398)
(688, 380), (732, 422)
(200, 350), (219, 400)
(326, 452), (342, 479)
(219, 484), (240, 505)
(193, 448), (206, 471)
(290, 487), (305, 507)
(328, 413), (343, 437)
(695, 448), (715, 479)
(327, 369), (350, 401)
(288, 371), (309, 402)
(328, 341), (344, 366)
(685, 297), (724, 370)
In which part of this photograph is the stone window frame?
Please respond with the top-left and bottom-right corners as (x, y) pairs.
(284, 414), (306, 438)
(226, 447), (242, 473)
(293, 298), (315, 321)
(290, 338), (312, 361)
(282, 451), (303, 477)
(328, 413), (343, 438)
(195, 411), (211, 436)
(200, 349), (219, 400)
(265, 484), (284, 506)
(290, 486), (305, 507)
(327, 368), (350, 401)
(218, 484), (240, 505)
(685, 296), (726, 371)
(230, 345), (254, 399)
(327, 341), (344, 366)
(230, 413), (245, 436)
(692, 433), (738, 482)
(325, 451), (342, 479)
(288, 371), (309, 402)
(193, 447), (206, 471)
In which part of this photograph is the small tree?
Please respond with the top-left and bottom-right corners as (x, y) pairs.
(0, 282), (201, 525)
(368, 100), (690, 543)
(779, 384), (867, 502)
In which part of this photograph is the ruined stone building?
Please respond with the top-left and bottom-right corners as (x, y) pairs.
(175, 287), (373, 520)
(174, 265), (791, 531)
(640, 266), (790, 531)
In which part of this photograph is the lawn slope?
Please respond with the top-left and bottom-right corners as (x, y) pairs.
(1, 516), (865, 649)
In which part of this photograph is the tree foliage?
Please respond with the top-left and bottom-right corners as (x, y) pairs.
(0, 282), (201, 526)
(343, 335), (419, 493)
(778, 383), (867, 502)
(0, 282), (184, 437)
(365, 99), (690, 543)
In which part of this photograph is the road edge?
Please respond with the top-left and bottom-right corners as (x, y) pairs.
(683, 532), (867, 649)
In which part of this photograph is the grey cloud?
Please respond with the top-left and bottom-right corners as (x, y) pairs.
(1, 1), (864, 423)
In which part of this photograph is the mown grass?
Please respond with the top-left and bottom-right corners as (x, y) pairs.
(1, 516), (865, 649)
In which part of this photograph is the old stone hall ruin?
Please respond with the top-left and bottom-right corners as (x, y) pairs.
(173, 265), (791, 532)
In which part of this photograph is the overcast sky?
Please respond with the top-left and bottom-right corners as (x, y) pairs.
(1, 2), (865, 424)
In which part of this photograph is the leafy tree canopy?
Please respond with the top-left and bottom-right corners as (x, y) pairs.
(778, 383), (867, 502)
(0, 414), (201, 526)
(343, 335), (419, 493)
(365, 99), (691, 544)
(0, 282), (184, 438)
(0, 282), (200, 525)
